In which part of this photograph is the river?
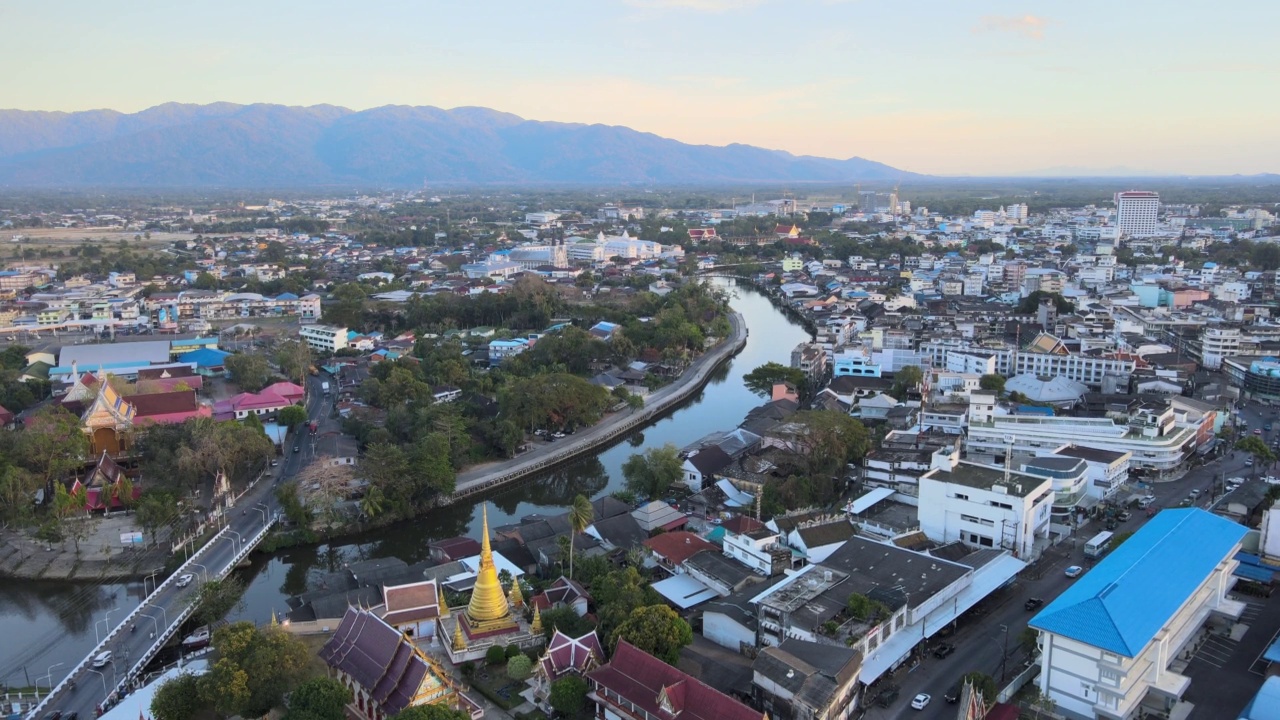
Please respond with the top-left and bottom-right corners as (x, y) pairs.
(0, 280), (809, 689)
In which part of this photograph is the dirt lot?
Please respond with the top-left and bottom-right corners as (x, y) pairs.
(7, 226), (192, 251)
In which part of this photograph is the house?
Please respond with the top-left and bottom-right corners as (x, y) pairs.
(632, 501), (688, 533)
(683, 549), (761, 597)
(320, 606), (482, 720)
(722, 519), (793, 577)
(429, 537), (482, 564)
(586, 640), (761, 720)
(432, 385), (463, 403)
(585, 512), (647, 552)
(213, 389), (291, 420)
(262, 381), (306, 405)
(530, 576), (591, 617)
(1029, 509), (1248, 720)
(589, 321), (620, 341)
(682, 446), (733, 492)
(918, 461), (1055, 560)
(784, 519), (856, 564)
(643, 531), (717, 574)
(752, 639), (862, 720)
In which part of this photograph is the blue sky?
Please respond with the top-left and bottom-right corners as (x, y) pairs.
(4, 0), (1277, 175)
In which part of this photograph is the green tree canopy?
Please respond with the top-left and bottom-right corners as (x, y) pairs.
(276, 339), (314, 384)
(621, 443), (684, 498)
(549, 676), (590, 716)
(1237, 435), (1276, 465)
(201, 622), (311, 718)
(278, 404), (309, 428)
(743, 362), (807, 398)
(979, 374), (1006, 393)
(506, 654), (533, 680)
(284, 676), (352, 720)
(391, 705), (471, 720)
(192, 576), (246, 626)
(611, 604), (693, 665)
(890, 365), (923, 400)
(151, 672), (205, 720)
(225, 351), (271, 392)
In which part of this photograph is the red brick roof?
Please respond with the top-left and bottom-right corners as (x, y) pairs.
(588, 640), (760, 720)
(721, 515), (764, 534)
(643, 532), (717, 567)
(539, 630), (603, 680)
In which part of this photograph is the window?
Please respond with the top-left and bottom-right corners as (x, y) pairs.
(954, 493), (969, 501)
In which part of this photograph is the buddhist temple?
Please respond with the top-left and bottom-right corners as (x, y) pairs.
(439, 503), (544, 663)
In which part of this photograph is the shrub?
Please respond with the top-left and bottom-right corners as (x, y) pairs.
(486, 645), (507, 665)
(505, 643), (522, 659)
(507, 655), (533, 681)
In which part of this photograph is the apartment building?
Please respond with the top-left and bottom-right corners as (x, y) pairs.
(917, 462), (1054, 559)
(832, 347), (882, 377)
(791, 342), (828, 386)
(299, 324), (349, 353)
(965, 394), (1195, 478)
(923, 344), (1135, 389)
(1052, 446), (1132, 504)
(1030, 509), (1246, 720)
(1115, 190), (1160, 238)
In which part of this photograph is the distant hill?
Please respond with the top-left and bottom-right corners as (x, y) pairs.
(0, 103), (919, 187)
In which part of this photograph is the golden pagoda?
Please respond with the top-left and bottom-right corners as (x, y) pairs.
(463, 504), (518, 634)
(508, 576), (525, 609)
(530, 604), (543, 636)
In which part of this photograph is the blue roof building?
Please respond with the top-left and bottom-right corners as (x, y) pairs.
(1239, 677), (1280, 720)
(1029, 509), (1247, 720)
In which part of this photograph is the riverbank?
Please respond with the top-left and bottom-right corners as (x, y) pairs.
(702, 272), (817, 336)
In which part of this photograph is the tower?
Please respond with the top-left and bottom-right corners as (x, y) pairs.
(463, 504), (517, 634)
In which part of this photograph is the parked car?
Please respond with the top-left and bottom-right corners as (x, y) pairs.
(944, 683), (961, 703)
(1189, 489), (1201, 498)
(933, 643), (956, 659)
(875, 686), (900, 707)
(1025, 597), (1044, 611)
(176, 573), (195, 588)
(1117, 510), (1131, 521)
(1065, 565), (1084, 578)
(91, 651), (113, 668)
(911, 693), (932, 710)
(1138, 495), (1156, 509)
(293, 445), (300, 453)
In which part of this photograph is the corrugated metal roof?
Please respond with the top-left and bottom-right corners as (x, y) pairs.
(1030, 509), (1246, 657)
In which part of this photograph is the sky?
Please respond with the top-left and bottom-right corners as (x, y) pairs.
(2, 0), (1277, 176)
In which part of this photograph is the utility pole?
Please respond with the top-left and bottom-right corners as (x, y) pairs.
(1000, 624), (1010, 683)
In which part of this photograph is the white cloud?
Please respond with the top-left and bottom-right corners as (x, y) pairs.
(973, 14), (1052, 41)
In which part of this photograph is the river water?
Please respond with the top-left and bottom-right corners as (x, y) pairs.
(0, 280), (809, 688)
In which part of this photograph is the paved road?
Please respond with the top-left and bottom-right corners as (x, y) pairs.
(38, 377), (329, 719)
(864, 422), (1257, 720)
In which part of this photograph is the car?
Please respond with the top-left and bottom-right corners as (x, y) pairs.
(176, 573), (195, 588)
(552, 432), (566, 439)
(270, 459), (279, 467)
(1267, 424), (1274, 431)
(1025, 597), (1044, 611)
(91, 651), (113, 668)
(1189, 489), (1201, 498)
(1246, 458), (1255, 466)
(911, 693), (932, 710)
(1065, 565), (1084, 578)
(293, 445), (300, 453)
(944, 683), (961, 703)
(1255, 429), (1264, 435)
(933, 643), (955, 659)
(1138, 495), (1156, 509)
(1117, 510), (1132, 521)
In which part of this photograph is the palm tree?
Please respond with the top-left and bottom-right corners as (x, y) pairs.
(360, 485), (385, 520)
(567, 494), (594, 581)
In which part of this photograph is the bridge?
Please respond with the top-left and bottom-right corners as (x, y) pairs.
(26, 506), (279, 719)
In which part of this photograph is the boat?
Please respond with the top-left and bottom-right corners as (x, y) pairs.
(181, 625), (211, 650)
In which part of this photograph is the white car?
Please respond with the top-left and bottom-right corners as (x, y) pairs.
(92, 651), (113, 668)
(175, 573), (195, 588)
(911, 693), (931, 710)
(1065, 565), (1084, 578)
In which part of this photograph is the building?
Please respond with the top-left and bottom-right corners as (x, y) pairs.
(1030, 509), (1247, 720)
(320, 606), (482, 720)
(380, 579), (446, 640)
(831, 347), (881, 378)
(530, 630), (604, 713)
(752, 639), (862, 720)
(586, 639), (761, 720)
(1115, 191), (1160, 238)
(300, 324), (350, 353)
(722, 519), (793, 577)
(791, 342), (828, 386)
(917, 461), (1054, 559)
(1052, 446), (1132, 504)
(488, 338), (530, 366)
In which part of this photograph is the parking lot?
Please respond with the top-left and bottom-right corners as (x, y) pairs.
(1183, 592), (1280, 720)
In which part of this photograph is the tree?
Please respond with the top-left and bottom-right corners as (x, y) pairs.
(979, 374), (1006, 394)
(1236, 435), (1276, 470)
(134, 489), (176, 545)
(278, 404), (309, 428)
(151, 672), (205, 720)
(539, 605), (595, 640)
(276, 339), (314, 385)
(549, 676), (590, 716)
(506, 654), (533, 680)
(743, 362), (807, 399)
(201, 622), (311, 718)
(18, 406), (89, 494)
(961, 671), (998, 703)
(360, 484), (385, 520)
(890, 365), (923, 400)
(1017, 291), (1074, 315)
(845, 593), (888, 622)
(225, 351), (271, 392)
(192, 576), (246, 626)
(391, 706), (470, 720)
(785, 410), (871, 493)
(611, 604), (693, 665)
(284, 677), (352, 720)
(621, 443), (684, 498)
(568, 493), (594, 581)
(486, 645), (507, 665)
(1018, 627), (1040, 654)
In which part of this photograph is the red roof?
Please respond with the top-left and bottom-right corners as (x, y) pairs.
(587, 640), (759, 720)
(721, 515), (764, 534)
(0, 404), (12, 425)
(540, 630), (603, 681)
(130, 390), (204, 423)
(643, 532), (717, 566)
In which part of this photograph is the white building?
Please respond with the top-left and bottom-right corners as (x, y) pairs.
(1115, 191), (1160, 238)
(917, 461), (1054, 560)
(1030, 509), (1246, 720)
(299, 324), (349, 353)
(722, 523), (791, 577)
(1199, 326), (1241, 370)
(1052, 445), (1132, 504)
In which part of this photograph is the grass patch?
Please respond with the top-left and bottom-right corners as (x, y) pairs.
(469, 665), (525, 710)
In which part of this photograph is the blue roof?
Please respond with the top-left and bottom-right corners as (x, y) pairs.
(1017, 404), (1055, 417)
(1030, 509), (1246, 656)
(170, 336), (218, 347)
(1264, 635), (1280, 664)
(275, 292), (299, 300)
(1234, 563), (1277, 583)
(1239, 676), (1280, 720)
(178, 348), (231, 367)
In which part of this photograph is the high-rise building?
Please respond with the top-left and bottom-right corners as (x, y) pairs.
(1115, 190), (1160, 238)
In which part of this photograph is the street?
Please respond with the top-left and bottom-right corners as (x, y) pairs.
(36, 376), (331, 719)
(863, 417), (1262, 720)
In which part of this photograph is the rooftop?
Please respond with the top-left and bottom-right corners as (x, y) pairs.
(927, 462), (1049, 498)
(1030, 509), (1247, 657)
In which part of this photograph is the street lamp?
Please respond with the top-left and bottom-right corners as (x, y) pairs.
(251, 503), (269, 524)
(86, 667), (108, 694)
(999, 624), (1011, 684)
(36, 662), (64, 699)
(95, 606), (120, 645)
(225, 529), (244, 555)
(146, 602), (169, 631)
(189, 562), (210, 583)
(143, 568), (163, 596)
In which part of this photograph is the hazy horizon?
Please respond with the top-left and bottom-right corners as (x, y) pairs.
(4, 0), (1277, 177)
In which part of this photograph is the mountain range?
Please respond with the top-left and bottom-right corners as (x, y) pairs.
(0, 103), (915, 187)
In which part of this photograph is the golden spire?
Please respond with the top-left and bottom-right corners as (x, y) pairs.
(270, 609), (279, 627)
(437, 581), (451, 618)
(508, 577), (524, 609)
(452, 620), (467, 652)
(530, 604), (543, 636)
(465, 504), (517, 631)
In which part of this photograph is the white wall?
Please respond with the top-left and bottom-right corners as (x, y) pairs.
(703, 612), (755, 651)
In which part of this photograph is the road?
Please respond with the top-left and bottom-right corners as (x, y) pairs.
(864, 409), (1262, 720)
(37, 376), (330, 719)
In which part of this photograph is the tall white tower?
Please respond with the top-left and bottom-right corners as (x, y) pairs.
(1115, 190), (1159, 238)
